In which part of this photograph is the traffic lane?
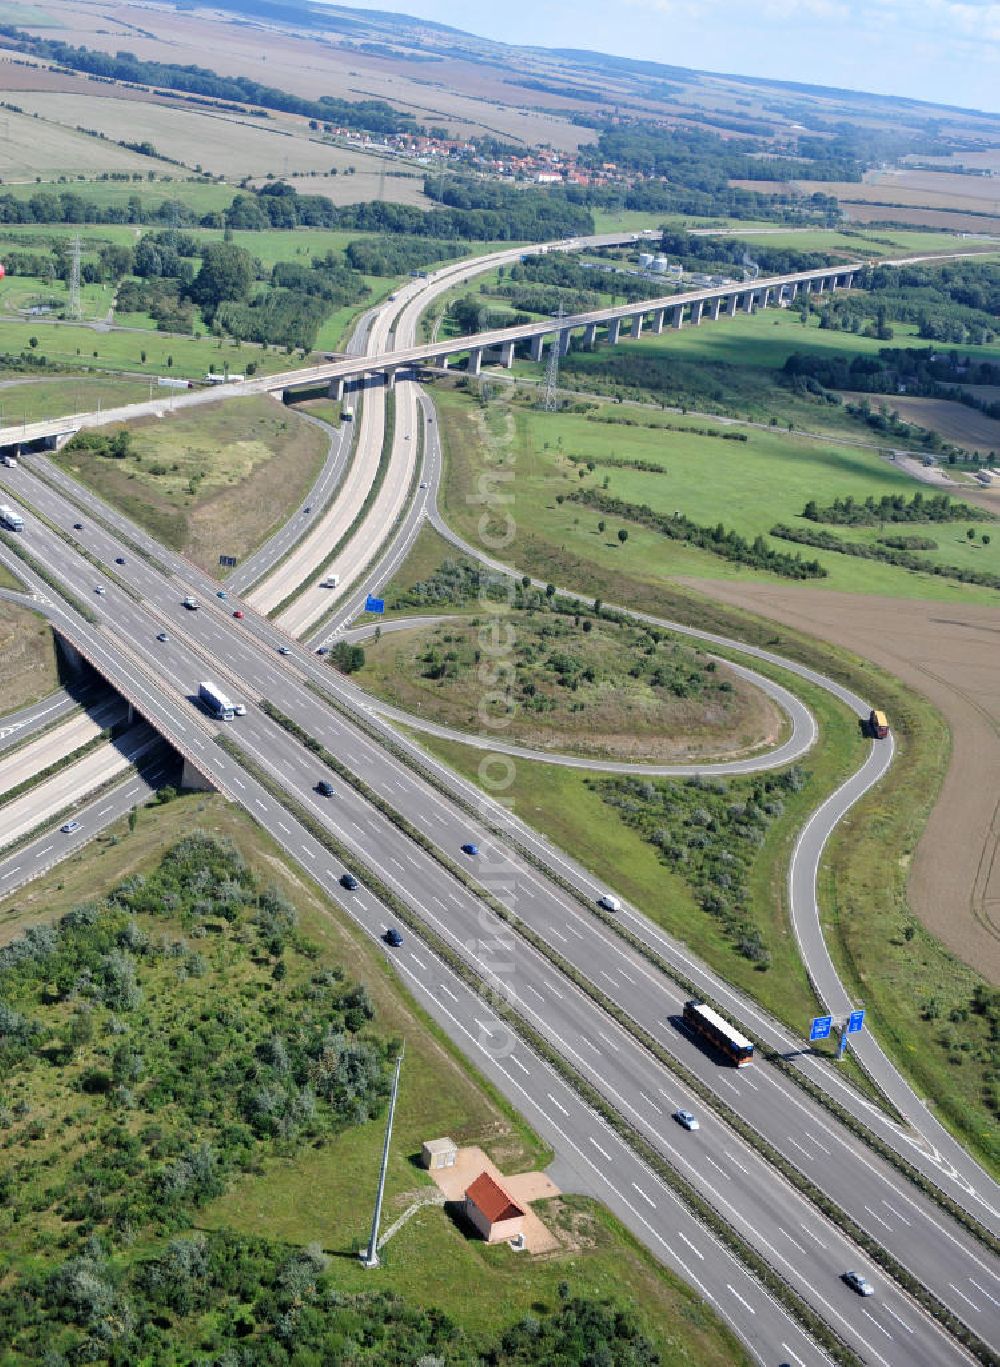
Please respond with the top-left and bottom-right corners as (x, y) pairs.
(10, 473), (999, 1231)
(245, 683), (1000, 1343)
(0, 685), (78, 750)
(7, 483), (994, 1356)
(0, 693), (126, 794)
(0, 750), (173, 905)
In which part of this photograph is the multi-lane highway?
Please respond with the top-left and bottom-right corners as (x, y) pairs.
(2, 448), (999, 1367)
(3, 249), (1000, 1365)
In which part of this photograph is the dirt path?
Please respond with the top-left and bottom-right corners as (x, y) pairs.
(683, 579), (1000, 982)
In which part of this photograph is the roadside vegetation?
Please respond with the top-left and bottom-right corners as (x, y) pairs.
(0, 794), (747, 1365)
(54, 396), (328, 573)
(354, 594), (785, 762)
(0, 600), (59, 716)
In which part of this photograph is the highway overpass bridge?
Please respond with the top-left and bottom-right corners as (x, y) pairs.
(0, 260), (859, 453)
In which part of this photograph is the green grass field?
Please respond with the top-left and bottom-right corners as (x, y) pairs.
(1, 176), (237, 214)
(0, 374), (153, 424)
(0, 599), (58, 714)
(433, 384), (1000, 604)
(0, 792), (748, 1365)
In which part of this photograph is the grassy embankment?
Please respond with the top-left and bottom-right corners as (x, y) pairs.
(431, 382), (1000, 604)
(424, 383), (998, 1174)
(52, 394), (328, 573)
(355, 604), (787, 763)
(0, 792), (747, 1365)
(0, 599), (58, 714)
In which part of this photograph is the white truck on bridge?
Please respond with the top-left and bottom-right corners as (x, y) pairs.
(0, 503), (24, 531)
(198, 680), (236, 721)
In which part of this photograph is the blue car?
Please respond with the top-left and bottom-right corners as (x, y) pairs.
(385, 928), (403, 948)
(461, 842), (479, 856)
(217, 589), (227, 599)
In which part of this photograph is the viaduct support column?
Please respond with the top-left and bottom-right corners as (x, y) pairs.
(467, 349), (482, 376)
(651, 308), (665, 334)
(631, 313), (644, 339)
(691, 299), (705, 325)
(708, 296), (723, 321)
(583, 322), (597, 347)
(384, 368), (396, 390)
(607, 317), (621, 345)
(672, 305), (684, 329)
(530, 333), (545, 363)
(181, 756), (217, 793)
(558, 329), (572, 356)
(498, 340), (515, 368)
(727, 293), (739, 317)
(438, 355), (450, 370)
(327, 377), (344, 402)
(743, 291), (754, 314)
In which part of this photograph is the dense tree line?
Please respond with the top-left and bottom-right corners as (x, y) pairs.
(0, 1232), (661, 1364)
(0, 27), (414, 133)
(343, 235), (464, 275)
(569, 489), (827, 578)
(654, 230), (831, 276)
(809, 261), (1000, 346)
(771, 523), (1000, 590)
(801, 491), (993, 526)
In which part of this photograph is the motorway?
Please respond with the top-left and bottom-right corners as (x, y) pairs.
(2, 251), (1000, 1362)
(1, 459), (998, 1366)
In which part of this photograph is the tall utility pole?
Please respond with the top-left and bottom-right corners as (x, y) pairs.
(360, 1046), (403, 1268)
(67, 235), (82, 321)
(540, 308), (566, 412)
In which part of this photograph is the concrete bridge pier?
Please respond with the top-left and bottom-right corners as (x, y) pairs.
(384, 368), (396, 390)
(812, 278), (825, 295)
(727, 294), (739, 317)
(438, 355), (450, 370)
(181, 756), (216, 793)
(742, 291), (754, 314)
(631, 313), (644, 339)
(708, 297), (723, 321)
(607, 317), (622, 345)
(672, 305), (684, 329)
(498, 340), (516, 368)
(691, 299), (705, 325)
(467, 349), (482, 376)
(530, 333), (546, 363)
(583, 321), (597, 347)
(54, 632), (89, 682)
(651, 308), (665, 335)
(327, 377), (344, 402)
(558, 329), (572, 357)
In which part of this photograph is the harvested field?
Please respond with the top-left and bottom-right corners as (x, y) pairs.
(686, 580), (1000, 982)
(247, 169), (431, 209)
(842, 203), (1000, 233)
(0, 100), (161, 179)
(0, 600), (58, 715)
(840, 390), (1000, 453)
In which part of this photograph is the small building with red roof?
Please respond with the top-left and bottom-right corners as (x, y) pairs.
(464, 1170), (526, 1244)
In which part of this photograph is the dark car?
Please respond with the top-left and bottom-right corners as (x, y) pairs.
(233, 609), (244, 619)
(842, 1271), (874, 1297)
(340, 873), (359, 891)
(385, 928), (403, 947)
(156, 631), (169, 643)
(114, 556), (125, 565)
(72, 522), (83, 530)
(317, 780), (335, 797)
(316, 646), (329, 656)
(461, 842), (479, 856)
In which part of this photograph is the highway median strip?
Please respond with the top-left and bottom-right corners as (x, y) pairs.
(253, 698), (999, 1362)
(214, 728), (861, 1367)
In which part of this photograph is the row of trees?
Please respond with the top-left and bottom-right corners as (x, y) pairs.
(771, 523), (1000, 590)
(801, 491), (993, 526)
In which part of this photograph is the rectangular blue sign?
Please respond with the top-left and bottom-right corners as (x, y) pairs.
(809, 1015), (833, 1042)
(846, 1009), (866, 1035)
(365, 595), (385, 614)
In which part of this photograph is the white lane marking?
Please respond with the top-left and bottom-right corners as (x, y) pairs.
(255, 799), (267, 810)
(301, 845), (315, 860)
(724, 1150), (749, 1176)
(579, 1037), (601, 1055)
(969, 1278), (1000, 1308)
(631, 1182), (656, 1209)
(883, 1304), (913, 1334)
(523, 983), (544, 1002)
(438, 983), (458, 1003)
(864, 1205), (892, 1232)
(98, 805), (112, 816)
(676, 1230), (704, 1260)
(410, 952), (427, 971)
(703, 1155), (726, 1176)
(599, 970), (617, 987)
(546, 980), (564, 999)
(596, 1030), (620, 1053)
(779, 1228), (807, 1255)
(780, 1345), (808, 1367)
(278, 821), (291, 834)
(948, 1283), (981, 1313)
(805, 1130), (831, 1155)
(786, 1136), (812, 1161)
(1, 867), (21, 880)
(861, 1308), (892, 1340)
(640, 1091), (662, 1113)
(509, 1055), (530, 1076)
(547, 1092), (569, 1116)
(727, 1285), (755, 1315)
(231, 776), (245, 789)
(589, 1136), (612, 1161)
(881, 1200), (910, 1227)
(799, 1223), (826, 1250)
(548, 926), (567, 943)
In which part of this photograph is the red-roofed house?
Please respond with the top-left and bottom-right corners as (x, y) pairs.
(464, 1170), (526, 1243)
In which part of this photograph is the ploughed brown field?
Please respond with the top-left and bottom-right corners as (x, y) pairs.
(839, 391), (1000, 455)
(686, 580), (1000, 982)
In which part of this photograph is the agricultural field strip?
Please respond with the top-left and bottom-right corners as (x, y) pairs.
(3, 475), (994, 1350)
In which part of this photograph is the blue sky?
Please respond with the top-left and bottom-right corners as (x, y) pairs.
(334, 0), (1000, 114)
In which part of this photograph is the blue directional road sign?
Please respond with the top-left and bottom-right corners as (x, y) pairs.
(846, 1008), (866, 1035)
(365, 595), (385, 614)
(809, 1015), (834, 1042)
